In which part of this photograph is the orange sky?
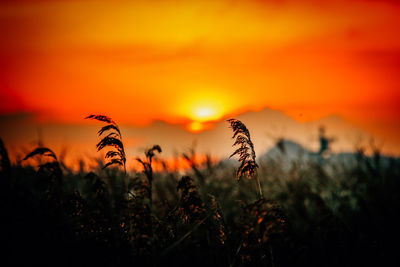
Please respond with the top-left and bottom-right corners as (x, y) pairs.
(1, 0), (399, 142)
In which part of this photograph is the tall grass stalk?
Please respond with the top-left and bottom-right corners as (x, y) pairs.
(85, 114), (126, 173)
(227, 119), (263, 198)
(136, 145), (162, 210)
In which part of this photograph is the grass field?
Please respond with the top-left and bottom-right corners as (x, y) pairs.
(1, 118), (399, 267)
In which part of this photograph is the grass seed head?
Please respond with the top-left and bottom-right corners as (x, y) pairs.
(227, 119), (258, 181)
(85, 114), (126, 172)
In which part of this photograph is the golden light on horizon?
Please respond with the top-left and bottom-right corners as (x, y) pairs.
(176, 87), (235, 124)
(187, 121), (204, 133)
(193, 106), (218, 121)
(186, 102), (222, 133)
(186, 120), (215, 133)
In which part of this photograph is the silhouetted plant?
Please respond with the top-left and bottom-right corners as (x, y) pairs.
(177, 176), (206, 224)
(0, 138), (11, 173)
(23, 146), (63, 186)
(136, 145), (162, 209)
(227, 119), (263, 198)
(239, 198), (288, 266)
(208, 194), (227, 246)
(86, 114), (126, 173)
(1, 131), (400, 267)
(23, 147), (63, 202)
(183, 146), (205, 184)
(23, 147), (58, 161)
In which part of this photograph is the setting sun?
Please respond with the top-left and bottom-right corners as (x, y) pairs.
(193, 106), (218, 121)
(186, 101), (224, 132)
(176, 88), (235, 124)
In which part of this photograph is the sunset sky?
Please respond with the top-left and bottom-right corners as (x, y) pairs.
(1, 0), (400, 156)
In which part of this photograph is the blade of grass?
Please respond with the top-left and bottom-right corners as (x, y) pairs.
(161, 213), (210, 256)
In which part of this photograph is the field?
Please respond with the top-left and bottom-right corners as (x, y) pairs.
(1, 118), (399, 267)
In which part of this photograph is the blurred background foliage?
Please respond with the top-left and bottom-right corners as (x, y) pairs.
(0, 137), (399, 267)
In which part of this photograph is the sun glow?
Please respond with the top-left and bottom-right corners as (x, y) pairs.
(177, 88), (235, 124)
(177, 89), (235, 133)
(187, 121), (204, 132)
(193, 106), (218, 121)
(186, 103), (222, 132)
(186, 121), (214, 133)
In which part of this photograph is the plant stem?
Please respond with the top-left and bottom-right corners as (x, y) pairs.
(149, 157), (153, 210)
(255, 173), (263, 199)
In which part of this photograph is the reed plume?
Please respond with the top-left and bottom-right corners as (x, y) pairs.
(177, 176), (206, 224)
(208, 194), (226, 245)
(23, 146), (63, 188)
(227, 119), (263, 198)
(136, 145), (162, 209)
(182, 146), (205, 184)
(136, 145), (162, 180)
(23, 147), (58, 161)
(86, 114), (126, 173)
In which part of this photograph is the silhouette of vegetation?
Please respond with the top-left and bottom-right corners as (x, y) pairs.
(183, 146), (206, 184)
(228, 119), (263, 198)
(136, 145), (163, 208)
(23, 147), (58, 161)
(1, 118), (399, 267)
(86, 114), (126, 173)
(0, 138), (11, 172)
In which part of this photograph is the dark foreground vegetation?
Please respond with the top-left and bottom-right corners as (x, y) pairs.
(1, 118), (399, 267)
